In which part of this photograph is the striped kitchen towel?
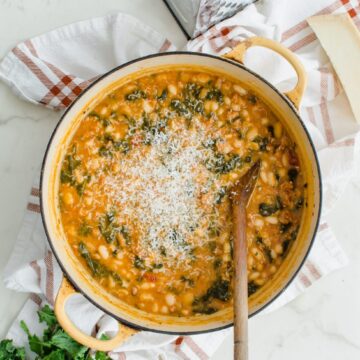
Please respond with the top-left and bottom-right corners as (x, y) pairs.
(1, 0), (359, 359)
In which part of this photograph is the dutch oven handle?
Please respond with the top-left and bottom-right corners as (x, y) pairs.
(224, 37), (307, 110)
(55, 277), (138, 352)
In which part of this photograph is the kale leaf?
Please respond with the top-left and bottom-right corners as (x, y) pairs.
(248, 281), (260, 296)
(125, 89), (147, 101)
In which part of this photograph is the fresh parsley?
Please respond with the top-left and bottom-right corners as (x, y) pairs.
(0, 305), (111, 359)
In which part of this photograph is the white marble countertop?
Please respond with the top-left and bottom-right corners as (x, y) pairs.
(1, 1), (360, 359)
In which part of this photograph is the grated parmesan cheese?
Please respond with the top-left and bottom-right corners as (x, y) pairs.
(103, 119), (221, 267)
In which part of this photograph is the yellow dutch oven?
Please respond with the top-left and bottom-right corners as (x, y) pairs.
(40, 37), (321, 350)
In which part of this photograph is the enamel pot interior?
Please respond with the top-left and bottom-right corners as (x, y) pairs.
(40, 52), (321, 334)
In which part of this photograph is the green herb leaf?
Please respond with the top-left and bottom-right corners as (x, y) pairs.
(98, 146), (113, 158)
(113, 139), (130, 154)
(152, 263), (163, 269)
(98, 211), (121, 245)
(213, 258), (222, 269)
(248, 281), (259, 296)
(42, 349), (66, 360)
(288, 168), (298, 182)
(75, 175), (91, 197)
(192, 278), (230, 314)
(205, 88), (223, 103)
(78, 222), (92, 237)
(79, 242), (123, 288)
(205, 153), (243, 174)
(247, 95), (257, 104)
(8, 305), (115, 360)
(252, 136), (269, 151)
(157, 89), (167, 101)
(20, 320), (51, 356)
(280, 222), (292, 233)
(89, 111), (101, 120)
(180, 276), (194, 287)
(95, 351), (112, 360)
(60, 145), (81, 185)
(0, 339), (26, 360)
(50, 330), (87, 358)
(203, 279), (231, 302)
(170, 99), (192, 119)
(134, 256), (145, 269)
(214, 186), (227, 204)
(38, 305), (57, 327)
(255, 236), (273, 263)
(259, 202), (279, 217)
(79, 243), (107, 277)
(120, 225), (131, 245)
(125, 89), (147, 101)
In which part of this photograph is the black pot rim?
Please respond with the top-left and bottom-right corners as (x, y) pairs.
(40, 50), (322, 335)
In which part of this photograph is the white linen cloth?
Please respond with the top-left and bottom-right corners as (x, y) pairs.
(1, 0), (360, 358)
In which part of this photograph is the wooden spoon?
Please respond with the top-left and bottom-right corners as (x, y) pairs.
(230, 162), (260, 360)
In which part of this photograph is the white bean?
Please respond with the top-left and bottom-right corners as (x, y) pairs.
(100, 107), (108, 116)
(98, 245), (109, 260)
(63, 191), (74, 206)
(165, 293), (176, 306)
(275, 244), (283, 254)
(217, 107), (225, 115)
(249, 272), (260, 281)
(271, 249), (277, 259)
(168, 84), (177, 96)
(84, 196), (93, 206)
(140, 293), (154, 301)
(197, 73), (210, 84)
(261, 117), (269, 125)
(266, 216), (278, 225)
(269, 265), (277, 274)
(278, 168), (287, 178)
(233, 139), (244, 149)
(211, 102), (219, 112)
(274, 122), (283, 139)
(143, 101), (153, 113)
(223, 242), (231, 254)
(215, 78), (222, 88)
(131, 287), (138, 295)
(233, 84), (248, 96)
(230, 172), (239, 181)
(74, 170), (84, 184)
(108, 276), (115, 288)
(223, 254), (231, 262)
(246, 128), (258, 141)
(254, 218), (264, 228)
(255, 278), (265, 286)
(248, 256), (254, 268)
(183, 293), (194, 305)
(204, 101), (212, 112)
(241, 109), (250, 120)
(267, 172), (276, 186)
(282, 153), (290, 167)
(260, 171), (268, 184)
(141, 282), (151, 290)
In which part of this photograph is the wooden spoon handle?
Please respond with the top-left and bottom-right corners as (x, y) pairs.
(232, 202), (248, 360)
